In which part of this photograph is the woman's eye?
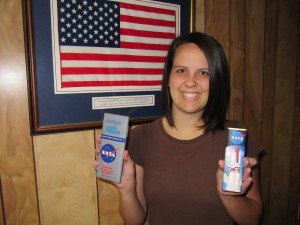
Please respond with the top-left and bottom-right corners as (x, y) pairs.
(176, 68), (186, 73)
(198, 71), (210, 76)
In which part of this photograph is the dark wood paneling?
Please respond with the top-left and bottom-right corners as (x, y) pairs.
(260, 0), (278, 223)
(287, 1), (300, 224)
(229, 0), (245, 121)
(244, 0), (265, 137)
(269, 0), (299, 224)
(205, 0), (230, 54)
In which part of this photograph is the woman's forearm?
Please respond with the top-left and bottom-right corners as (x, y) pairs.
(119, 188), (147, 225)
(220, 195), (263, 225)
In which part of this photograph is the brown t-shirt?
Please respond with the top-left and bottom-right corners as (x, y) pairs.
(128, 118), (264, 225)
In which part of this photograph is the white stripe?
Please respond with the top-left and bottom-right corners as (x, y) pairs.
(120, 8), (175, 22)
(55, 85), (162, 93)
(60, 46), (168, 56)
(121, 21), (175, 33)
(62, 74), (163, 82)
(61, 60), (164, 68)
(121, 35), (173, 45)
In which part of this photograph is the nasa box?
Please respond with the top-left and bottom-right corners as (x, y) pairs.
(96, 113), (129, 183)
(222, 127), (247, 193)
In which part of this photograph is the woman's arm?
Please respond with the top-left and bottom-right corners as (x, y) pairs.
(117, 151), (148, 225)
(217, 157), (263, 225)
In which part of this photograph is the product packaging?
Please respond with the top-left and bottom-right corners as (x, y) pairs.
(96, 113), (129, 183)
(222, 127), (247, 193)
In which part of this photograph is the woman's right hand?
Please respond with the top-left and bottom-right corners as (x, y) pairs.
(93, 137), (136, 192)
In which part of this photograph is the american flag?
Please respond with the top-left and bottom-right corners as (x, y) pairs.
(50, 0), (179, 93)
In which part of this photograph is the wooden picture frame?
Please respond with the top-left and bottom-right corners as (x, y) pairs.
(23, 0), (195, 134)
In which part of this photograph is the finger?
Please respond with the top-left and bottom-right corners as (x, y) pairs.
(123, 150), (133, 163)
(92, 160), (100, 169)
(244, 157), (257, 168)
(94, 148), (100, 157)
(218, 159), (225, 169)
(216, 160), (225, 184)
(96, 137), (101, 145)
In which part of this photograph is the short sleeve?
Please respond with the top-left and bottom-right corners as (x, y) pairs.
(128, 125), (145, 166)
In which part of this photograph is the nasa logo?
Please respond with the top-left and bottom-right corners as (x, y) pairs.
(100, 144), (118, 163)
(231, 131), (245, 145)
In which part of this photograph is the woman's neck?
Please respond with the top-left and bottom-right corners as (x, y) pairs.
(162, 112), (205, 140)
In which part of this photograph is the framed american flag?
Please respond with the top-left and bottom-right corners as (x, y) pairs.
(23, 0), (195, 134)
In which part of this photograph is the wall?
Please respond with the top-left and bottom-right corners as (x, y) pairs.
(0, 0), (299, 225)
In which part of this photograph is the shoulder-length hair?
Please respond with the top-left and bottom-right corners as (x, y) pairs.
(161, 32), (230, 133)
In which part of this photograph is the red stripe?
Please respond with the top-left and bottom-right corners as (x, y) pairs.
(120, 2), (175, 16)
(121, 28), (175, 39)
(61, 67), (164, 75)
(121, 15), (175, 27)
(62, 80), (162, 88)
(121, 41), (170, 51)
(60, 53), (166, 62)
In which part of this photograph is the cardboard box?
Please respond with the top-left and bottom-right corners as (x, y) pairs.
(96, 113), (129, 183)
(222, 127), (247, 193)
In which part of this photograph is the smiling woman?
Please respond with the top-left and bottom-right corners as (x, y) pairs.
(168, 43), (210, 120)
(93, 32), (264, 225)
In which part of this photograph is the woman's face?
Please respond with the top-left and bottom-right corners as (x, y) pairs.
(169, 43), (209, 116)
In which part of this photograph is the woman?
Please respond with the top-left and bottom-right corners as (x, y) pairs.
(94, 32), (263, 225)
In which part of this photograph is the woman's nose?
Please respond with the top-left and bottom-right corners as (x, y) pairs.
(184, 74), (197, 87)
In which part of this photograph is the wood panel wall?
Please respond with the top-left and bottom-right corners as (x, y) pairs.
(0, 0), (299, 225)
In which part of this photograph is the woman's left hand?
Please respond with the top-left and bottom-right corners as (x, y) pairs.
(216, 157), (257, 196)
